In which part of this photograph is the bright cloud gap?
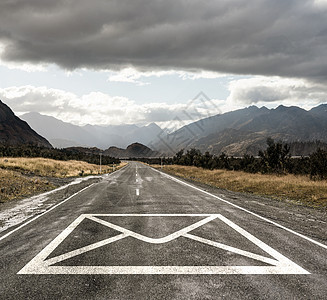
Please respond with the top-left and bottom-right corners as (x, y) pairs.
(1, 76), (326, 130)
(107, 68), (229, 86)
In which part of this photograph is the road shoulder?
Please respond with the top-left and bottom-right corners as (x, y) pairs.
(155, 167), (327, 246)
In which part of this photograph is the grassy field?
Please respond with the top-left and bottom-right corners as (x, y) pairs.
(153, 165), (327, 209)
(0, 157), (126, 203)
(0, 157), (124, 177)
(0, 168), (55, 202)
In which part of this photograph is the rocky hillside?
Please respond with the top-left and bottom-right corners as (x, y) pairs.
(157, 104), (327, 156)
(0, 100), (52, 148)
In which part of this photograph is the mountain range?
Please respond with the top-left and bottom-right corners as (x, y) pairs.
(156, 104), (327, 156)
(2, 99), (327, 157)
(0, 100), (52, 148)
(20, 112), (162, 149)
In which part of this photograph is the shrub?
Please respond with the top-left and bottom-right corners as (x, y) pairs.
(310, 148), (327, 180)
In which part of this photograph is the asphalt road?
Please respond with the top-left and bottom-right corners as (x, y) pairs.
(0, 162), (326, 299)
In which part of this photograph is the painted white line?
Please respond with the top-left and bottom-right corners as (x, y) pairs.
(152, 167), (327, 250)
(218, 215), (306, 271)
(86, 213), (220, 216)
(87, 215), (218, 244)
(0, 184), (96, 242)
(185, 234), (278, 266)
(0, 164), (130, 242)
(19, 214), (87, 269)
(0, 175), (107, 235)
(136, 189), (140, 196)
(17, 265), (310, 275)
(18, 214), (309, 275)
(45, 233), (128, 266)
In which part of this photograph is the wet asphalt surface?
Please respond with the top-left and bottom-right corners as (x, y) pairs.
(0, 161), (326, 299)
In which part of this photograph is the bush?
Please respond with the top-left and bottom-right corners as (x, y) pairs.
(130, 139), (327, 181)
(0, 145), (120, 165)
(258, 138), (291, 174)
(310, 148), (327, 180)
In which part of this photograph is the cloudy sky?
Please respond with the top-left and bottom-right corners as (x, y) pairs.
(1, 0), (327, 130)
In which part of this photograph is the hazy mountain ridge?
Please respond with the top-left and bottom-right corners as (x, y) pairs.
(9, 102), (327, 157)
(0, 100), (52, 148)
(21, 112), (162, 149)
(157, 104), (327, 156)
(20, 112), (91, 148)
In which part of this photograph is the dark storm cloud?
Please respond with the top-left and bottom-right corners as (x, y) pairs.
(1, 0), (327, 80)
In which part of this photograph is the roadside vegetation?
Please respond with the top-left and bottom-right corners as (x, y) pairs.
(0, 157), (126, 203)
(146, 139), (327, 208)
(0, 168), (55, 203)
(0, 157), (122, 178)
(0, 144), (120, 165)
(143, 138), (327, 180)
(153, 165), (327, 208)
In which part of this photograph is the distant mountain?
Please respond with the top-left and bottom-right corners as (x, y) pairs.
(18, 103), (327, 156)
(156, 104), (327, 156)
(104, 143), (158, 158)
(0, 100), (52, 148)
(49, 139), (81, 148)
(21, 112), (162, 149)
(65, 143), (158, 158)
(193, 128), (270, 156)
(20, 112), (91, 147)
(82, 124), (138, 149)
(82, 122), (162, 149)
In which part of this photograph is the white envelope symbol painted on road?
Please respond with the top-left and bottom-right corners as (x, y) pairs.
(18, 214), (309, 275)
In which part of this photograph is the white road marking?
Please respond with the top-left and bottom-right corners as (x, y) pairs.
(153, 167), (327, 250)
(0, 176), (105, 235)
(18, 214), (309, 275)
(0, 163), (129, 242)
(136, 189), (140, 196)
(0, 184), (96, 242)
(16, 265), (311, 275)
(87, 215), (218, 244)
(185, 234), (278, 266)
(45, 234), (128, 266)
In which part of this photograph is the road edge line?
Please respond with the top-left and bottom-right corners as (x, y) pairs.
(0, 162), (129, 242)
(152, 166), (327, 250)
(0, 183), (96, 242)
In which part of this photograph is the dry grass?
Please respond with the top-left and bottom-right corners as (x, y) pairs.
(0, 168), (54, 202)
(0, 157), (127, 203)
(154, 165), (327, 208)
(0, 157), (126, 178)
